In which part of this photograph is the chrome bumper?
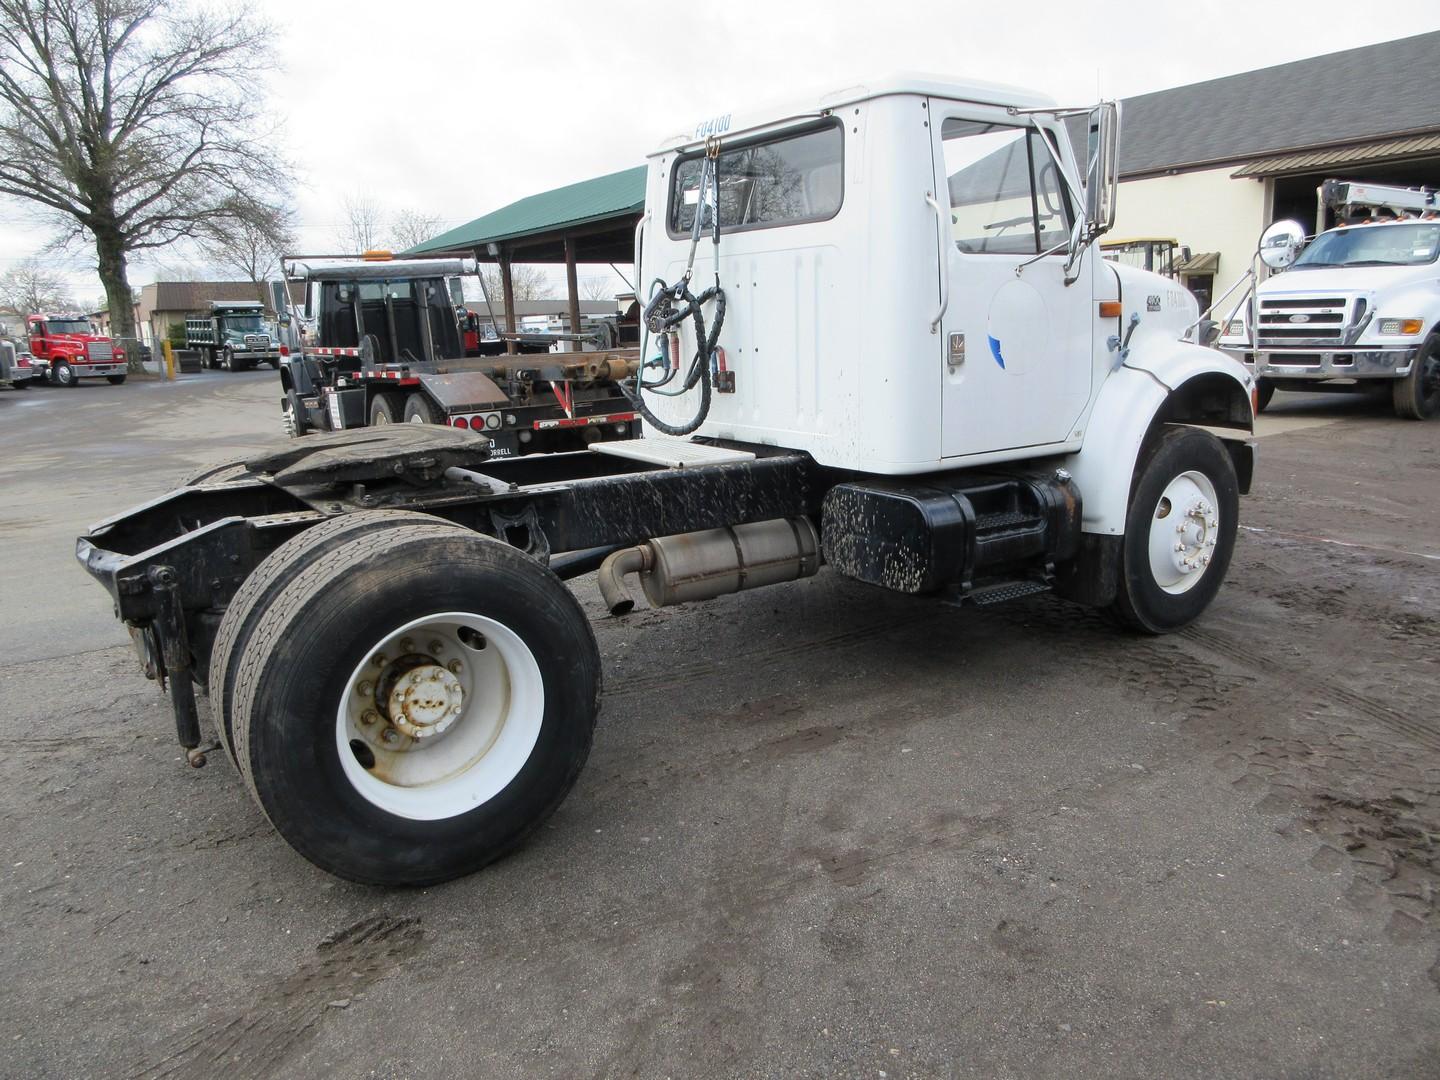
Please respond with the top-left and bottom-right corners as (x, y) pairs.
(1220, 345), (1419, 379)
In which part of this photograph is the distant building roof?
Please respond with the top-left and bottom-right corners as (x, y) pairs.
(408, 166), (646, 262)
(1119, 31), (1440, 177)
(140, 280), (303, 314)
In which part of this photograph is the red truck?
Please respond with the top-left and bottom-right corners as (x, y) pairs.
(26, 313), (127, 386)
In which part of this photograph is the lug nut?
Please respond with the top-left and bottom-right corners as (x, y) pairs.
(428, 640), (444, 654)
(381, 728), (400, 745)
(448, 660), (462, 674)
(361, 710), (379, 725)
(372, 653), (387, 667)
(358, 680), (373, 696)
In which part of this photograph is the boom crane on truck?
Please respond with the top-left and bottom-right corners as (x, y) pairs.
(76, 75), (1256, 886)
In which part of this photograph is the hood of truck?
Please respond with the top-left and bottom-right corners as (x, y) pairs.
(1261, 263), (1440, 296)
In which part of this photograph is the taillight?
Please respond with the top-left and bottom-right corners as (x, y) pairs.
(279, 345), (290, 357)
(452, 416), (469, 429)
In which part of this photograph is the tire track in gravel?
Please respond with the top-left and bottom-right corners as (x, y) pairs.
(131, 915), (422, 1080)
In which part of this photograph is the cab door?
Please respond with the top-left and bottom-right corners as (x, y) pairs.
(27, 316), (45, 356)
(928, 102), (1093, 458)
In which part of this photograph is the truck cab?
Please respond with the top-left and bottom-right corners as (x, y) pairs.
(1217, 182), (1440, 418)
(26, 313), (126, 386)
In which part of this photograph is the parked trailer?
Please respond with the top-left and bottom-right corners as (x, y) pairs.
(77, 76), (1256, 885)
(279, 257), (639, 454)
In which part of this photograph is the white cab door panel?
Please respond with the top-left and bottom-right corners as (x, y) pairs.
(929, 101), (1094, 458)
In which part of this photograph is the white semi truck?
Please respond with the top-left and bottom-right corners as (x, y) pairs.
(76, 75), (1256, 885)
(1218, 179), (1440, 418)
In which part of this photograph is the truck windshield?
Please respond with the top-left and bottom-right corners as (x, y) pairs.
(44, 319), (92, 334)
(1291, 222), (1440, 269)
(226, 315), (265, 331)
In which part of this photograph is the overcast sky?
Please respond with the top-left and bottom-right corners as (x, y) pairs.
(4, 0), (1439, 306)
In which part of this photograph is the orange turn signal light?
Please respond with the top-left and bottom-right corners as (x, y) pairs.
(1098, 301), (1123, 318)
(362, 249), (393, 261)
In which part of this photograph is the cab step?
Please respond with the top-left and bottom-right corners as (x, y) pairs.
(965, 577), (1052, 607)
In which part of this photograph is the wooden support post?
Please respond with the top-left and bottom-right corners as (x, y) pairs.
(500, 251), (517, 355)
(564, 234), (582, 349)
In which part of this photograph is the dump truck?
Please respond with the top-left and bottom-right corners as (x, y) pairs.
(185, 300), (281, 371)
(77, 75), (1255, 886)
(277, 256), (639, 455)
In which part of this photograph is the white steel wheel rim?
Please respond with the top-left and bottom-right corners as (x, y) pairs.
(336, 611), (544, 820)
(1147, 469), (1220, 595)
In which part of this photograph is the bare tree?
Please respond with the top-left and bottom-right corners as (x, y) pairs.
(0, 1), (290, 370)
(338, 193), (387, 254)
(0, 257), (74, 314)
(579, 275), (614, 302)
(390, 209), (443, 252)
(200, 197), (295, 302)
(477, 265), (554, 306)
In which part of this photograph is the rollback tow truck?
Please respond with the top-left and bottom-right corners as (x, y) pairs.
(278, 253), (640, 455)
(78, 76), (1255, 886)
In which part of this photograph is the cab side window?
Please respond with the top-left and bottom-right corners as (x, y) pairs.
(941, 119), (1071, 256)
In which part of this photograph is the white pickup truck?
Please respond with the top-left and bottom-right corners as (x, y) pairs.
(1218, 181), (1440, 419)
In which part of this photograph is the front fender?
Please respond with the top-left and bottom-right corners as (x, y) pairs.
(1064, 344), (1254, 536)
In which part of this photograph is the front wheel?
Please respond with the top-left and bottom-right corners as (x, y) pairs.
(1111, 426), (1239, 634)
(1393, 333), (1440, 420)
(106, 374), (126, 385)
(1254, 378), (1275, 413)
(51, 360), (77, 387)
(229, 525), (600, 884)
(223, 346), (238, 372)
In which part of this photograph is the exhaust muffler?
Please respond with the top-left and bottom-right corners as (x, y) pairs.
(597, 517), (820, 616)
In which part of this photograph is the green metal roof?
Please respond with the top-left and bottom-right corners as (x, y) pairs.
(408, 165), (647, 258)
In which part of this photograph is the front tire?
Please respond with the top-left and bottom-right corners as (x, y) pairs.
(1393, 333), (1440, 420)
(223, 346), (238, 372)
(52, 360), (77, 387)
(1254, 378), (1275, 413)
(1111, 426), (1239, 634)
(229, 525), (600, 884)
(106, 374), (126, 385)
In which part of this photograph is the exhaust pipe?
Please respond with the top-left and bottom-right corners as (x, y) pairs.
(598, 545), (650, 615)
(597, 518), (820, 617)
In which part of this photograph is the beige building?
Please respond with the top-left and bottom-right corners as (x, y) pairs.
(1107, 30), (1440, 311)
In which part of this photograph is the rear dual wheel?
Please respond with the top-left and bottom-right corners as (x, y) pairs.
(220, 517), (600, 885)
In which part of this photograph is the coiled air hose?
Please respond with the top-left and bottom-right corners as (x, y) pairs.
(621, 142), (726, 437)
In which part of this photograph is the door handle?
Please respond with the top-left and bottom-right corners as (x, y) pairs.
(925, 193), (950, 334)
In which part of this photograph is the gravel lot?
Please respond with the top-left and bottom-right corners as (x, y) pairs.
(2, 373), (1438, 1079)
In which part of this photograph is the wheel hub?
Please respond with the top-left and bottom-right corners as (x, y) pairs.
(387, 663), (465, 740)
(1169, 497), (1218, 576)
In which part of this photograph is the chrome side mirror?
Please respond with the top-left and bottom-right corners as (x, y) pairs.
(1258, 219), (1305, 270)
(1084, 101), (1120, 240)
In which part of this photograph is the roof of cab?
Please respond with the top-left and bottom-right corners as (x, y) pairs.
(649, 73), (1059, 156)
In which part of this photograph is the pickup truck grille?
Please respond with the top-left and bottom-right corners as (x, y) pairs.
(87, 342), (114, 360)
(1256, 296), (1350, 346)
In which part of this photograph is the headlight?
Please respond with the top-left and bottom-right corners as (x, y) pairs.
(1225, 320), (1245, 336)
(1378, 318), (1424, 336)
